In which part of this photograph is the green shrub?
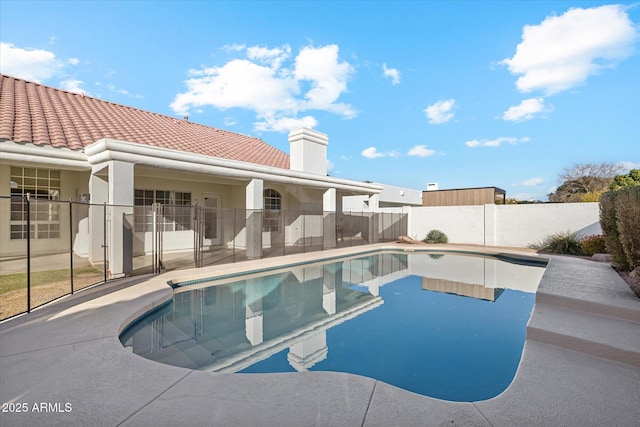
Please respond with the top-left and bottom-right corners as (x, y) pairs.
(600, 190), (628, 269)
(581, 234), (607, 256)
(423, 229), (448, 244)
(540, 231), (584, 256)
(614, 187), (640, 270)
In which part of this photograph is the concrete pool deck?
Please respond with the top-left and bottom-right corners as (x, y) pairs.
(1, 244), (639, 426)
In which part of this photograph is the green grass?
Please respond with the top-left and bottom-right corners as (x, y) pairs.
(0, 266), (102, 294)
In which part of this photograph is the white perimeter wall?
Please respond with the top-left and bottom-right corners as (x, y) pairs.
(407, 202), (601, 248)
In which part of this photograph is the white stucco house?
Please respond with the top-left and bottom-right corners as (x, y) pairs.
(342, 183), (423, 211)
(0, 74), (386, 276)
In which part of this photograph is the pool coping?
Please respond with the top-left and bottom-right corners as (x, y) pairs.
(1, 243), (639, 426)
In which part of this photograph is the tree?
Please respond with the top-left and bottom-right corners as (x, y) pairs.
(610, 169), (640, 190)
(548, 162), (624, 202)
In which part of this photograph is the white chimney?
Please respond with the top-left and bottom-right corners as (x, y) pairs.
(288, 127), (328, 175)
(427, 182), (439, 191)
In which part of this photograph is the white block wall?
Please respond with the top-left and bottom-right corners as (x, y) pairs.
(407, 203), (601, 248)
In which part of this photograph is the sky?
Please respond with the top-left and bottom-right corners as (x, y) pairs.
(1, 1), (639, 201)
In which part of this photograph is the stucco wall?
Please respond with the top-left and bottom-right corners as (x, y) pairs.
(409, 205), (486, 245)
(408, 203), (601, 248)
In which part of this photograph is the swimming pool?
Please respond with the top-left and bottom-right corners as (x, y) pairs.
(120, 250), (546, 402)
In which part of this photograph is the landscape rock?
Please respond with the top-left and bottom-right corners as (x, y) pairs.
(591, 253), (613, 263)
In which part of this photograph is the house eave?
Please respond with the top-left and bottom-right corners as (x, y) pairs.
(0, 140), (90, 170)
(86, 138), (383, 194)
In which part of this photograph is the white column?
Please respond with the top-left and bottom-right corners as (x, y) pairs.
(368, 194), (380, 243)
(108, 160), (134, 277)
(88, 168), (108, 265)
(246, 179), (263, 259)
(287, 332), (328, 371)
(323, 188), (336, 249)
(322, 265), (337, 315)
(245, 278), (264, 346)
(368, 194), (380, 211)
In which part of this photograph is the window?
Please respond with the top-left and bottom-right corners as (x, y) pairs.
(263, 188), (281, 232)
(134, 189), (192, 232)
(10, 167), (61, 239)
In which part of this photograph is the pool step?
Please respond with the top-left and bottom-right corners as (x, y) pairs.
(535, 291), (640, 323)
(527, 302), (640, 367)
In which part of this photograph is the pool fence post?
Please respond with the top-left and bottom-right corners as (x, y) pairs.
(26, 194), (31, 313)
(69, 199), (74, 294)
(103, 202), (108, 282)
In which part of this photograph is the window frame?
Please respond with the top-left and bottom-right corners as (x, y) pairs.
(263, 188), (281, 232)
(10, 167), (61, 240)
(134, 189), (192, 232)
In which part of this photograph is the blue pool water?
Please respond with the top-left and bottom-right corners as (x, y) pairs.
(120, 251), (546, 402)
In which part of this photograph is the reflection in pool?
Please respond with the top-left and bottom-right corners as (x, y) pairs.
(120, 251), (546, 401)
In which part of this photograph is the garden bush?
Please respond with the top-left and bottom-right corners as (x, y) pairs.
(599, 190), (627, 268)
(614, 187), (640, 270)
(539, 231), (584, 256)
(600, 187), (640, 270)
(423, 229), (448, 244)
(581, 235), (607, 256)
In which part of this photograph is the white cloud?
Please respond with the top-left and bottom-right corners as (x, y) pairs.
(361, 147), (399, 159)
(408, 145), (436, 157)
(503, 97), (551, 121)
(293, 44), (356, 117)
(513, 177), (544, 187)
(465, 136), (530, 148)
(221, 43), (246, 52)
(424, 99), (455, 124)
(106, 83), (129, 95)
(60, 79), (85, 94)
(68, 58), (80, 66)
(247, 45), (291, 69)
(362, 147), (385, 159)
(618, 161), (640, 172)
(254, 115), (317, 132)
(327, 159), (335, 172)
(382, 63), (400, 84)
(172, 44), (355, 132)
(501, 5), (637, 95)
(0, 42), (61, 82)
(511, 193), (537, 201)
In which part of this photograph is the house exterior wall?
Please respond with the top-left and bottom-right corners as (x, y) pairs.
(0, 163), (90, 258)
(342, 184), (422, 211)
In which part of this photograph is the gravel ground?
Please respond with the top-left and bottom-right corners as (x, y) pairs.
(619, 268), (640, 298)
(0, 274), (103, 320)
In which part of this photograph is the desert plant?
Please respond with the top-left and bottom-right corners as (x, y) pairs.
(423, 229), (448, 244)
(581, 235), (607, 256)
(539, 231), (584, 256)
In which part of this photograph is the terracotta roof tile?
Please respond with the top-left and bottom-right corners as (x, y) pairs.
(0, 74), (290, 169)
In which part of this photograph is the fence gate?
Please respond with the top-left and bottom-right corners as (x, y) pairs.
(193, 203), (205, 268)
(151, 203), (164, 274)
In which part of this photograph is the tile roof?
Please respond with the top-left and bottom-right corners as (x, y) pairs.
(0, 74), (290, 169)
